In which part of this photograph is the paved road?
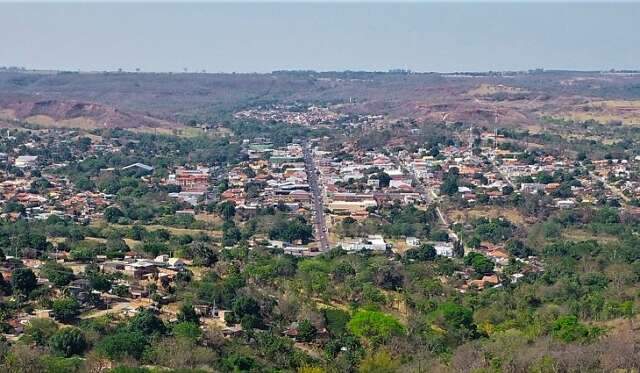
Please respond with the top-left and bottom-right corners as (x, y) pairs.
(303, 143), (330, 251)
(393, 155), (448, 224)
(394, 155), (457, 239)
(487, 152), (515, 188)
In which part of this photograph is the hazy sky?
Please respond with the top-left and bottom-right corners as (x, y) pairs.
(0, 2), (638, 73)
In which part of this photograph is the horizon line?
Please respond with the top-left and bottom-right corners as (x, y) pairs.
(3, 66), (640, 75)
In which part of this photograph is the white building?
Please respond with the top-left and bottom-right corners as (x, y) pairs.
(556, 199), (576, 209)
(342, 235), (387, 252)
(434, 242), (454, 257)
(14, 155), (38, 168)
(520, 183), (546, 194)
(406, 237), (420, 247)
(167, 258), (185, 269)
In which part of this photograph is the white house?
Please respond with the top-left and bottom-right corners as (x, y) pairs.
(167, 258), (185, 269)
(14, 155), (38, 168)
(406, 237), (420, 247)
(520, 183), (545, 194)
(434, 242), (454, 257)
(556, 199), (577, 209)
(154, 255), (169, 263)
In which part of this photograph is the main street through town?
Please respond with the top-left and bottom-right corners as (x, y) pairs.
(304, 143), (330, 251)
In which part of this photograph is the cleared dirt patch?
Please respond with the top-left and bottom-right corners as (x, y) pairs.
(548, 100), (640, 126)
(448, 207), (527, 225)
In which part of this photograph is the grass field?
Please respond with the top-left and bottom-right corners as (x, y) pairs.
(195, 213), (223, 225)
(143, 224), (222, 238)
(562, 228), (620, 244)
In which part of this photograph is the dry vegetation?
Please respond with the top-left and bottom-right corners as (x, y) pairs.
(548, 99), (640, 126)
(1, 70), (639, 132)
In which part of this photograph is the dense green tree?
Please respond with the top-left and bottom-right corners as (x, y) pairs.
(435, 302), (474, 330)
(74, 176), (95, 191)
(505, 239), (532, 258)
(551, 315), (599, 343)
(11, 267), (38, 295)
(112, 284), (130, 298)
(95, 331), (148, 360)
(269, 216), (313, 244)
(405, 244), (437, 261)
(30, 178), (52, 193)
(49, 328), (87, 357)
(452, 240), (465, 258)
(129, 309), (166, 335)
(331, 261), (356, 281)
(141, 241), (169, 256)
(324, 333), (364, 367)
(103, 207), (124, 223)
(222, 222), (241, 246)
(373, 265), (404, 291)
(23, 318), (59, 346)
(440, 169), (460, 196)
(473, 218), (515, 243)
(254, 331), (303, 369)
(88, 272), (112, 292)
(376, 172), (391, 188)
(464, 252), (494, 275)
(177, 303), (199, 324)
(323, 309), (351, 336)
(186, 242), (217, 266)
(297, 320), (317, 343)
(502, 185), (514, 195)
(222, 353), (257, 372)
(41, 261), (74, 287)
(230, 296), (262, 329)
(217, 201), (236, 221)
(52, 297), (81, 323)
(0, 273), (11, 296)
(105, 238), (129, 257)
(4, 201), (26, 214)
(466, 236), (481, 249)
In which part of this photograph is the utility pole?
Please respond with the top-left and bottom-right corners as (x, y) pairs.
(468, 125), (475, 150)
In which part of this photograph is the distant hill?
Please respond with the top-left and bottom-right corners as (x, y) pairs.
(0, 98), (182, 130)
(0, 70), (639, 128)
